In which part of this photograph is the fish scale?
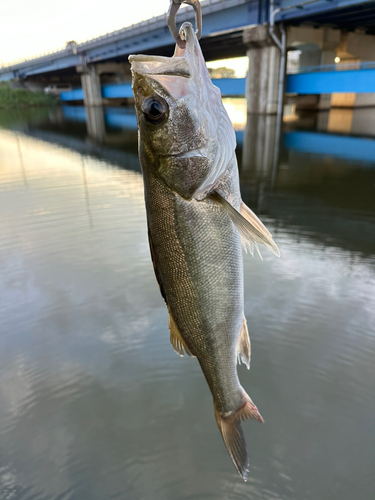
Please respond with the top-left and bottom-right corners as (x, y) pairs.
(146, 166), (244, 411)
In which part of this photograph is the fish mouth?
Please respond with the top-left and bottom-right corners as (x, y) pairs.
(128, 54), (190, 78)
(129, 53), (192, 99)
(164, 147), (206, 159)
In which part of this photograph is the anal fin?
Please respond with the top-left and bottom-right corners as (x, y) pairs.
(169, 311), (195, 357)
(237, 318), (251, 369)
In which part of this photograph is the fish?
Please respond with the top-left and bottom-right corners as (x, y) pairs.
(129, 21), (279, 480)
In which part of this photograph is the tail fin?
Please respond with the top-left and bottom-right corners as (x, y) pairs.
(214, 393), (264, 481)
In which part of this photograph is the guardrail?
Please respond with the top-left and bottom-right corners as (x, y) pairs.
(288, 61), (375, 74)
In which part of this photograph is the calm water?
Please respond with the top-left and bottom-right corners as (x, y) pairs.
(0, 104), (374, 500)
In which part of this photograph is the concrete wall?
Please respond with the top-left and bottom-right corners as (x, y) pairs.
(287, 26), (375, 110)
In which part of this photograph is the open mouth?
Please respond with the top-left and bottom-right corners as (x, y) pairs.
(167, 147), (206, 159)
(129, 54), (190, 79)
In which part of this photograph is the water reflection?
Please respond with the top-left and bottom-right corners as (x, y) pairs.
(0, 105), (375, 500)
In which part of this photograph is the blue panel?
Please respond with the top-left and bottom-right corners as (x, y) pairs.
(104, 108), (138, 129)
(286, 69), (375, 94)
(61, 105), (138, 129)
(235, 130), (244, 145)
(60, 104), (247, 143)
(212, 78), (246, 96)
(60, 88), (84, 101)
(62, 105), (87, 122)
(283, 131), (375, 164)
(102, 83), (133, 99)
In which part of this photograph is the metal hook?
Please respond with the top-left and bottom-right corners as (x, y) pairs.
(167, 0), (202, 49)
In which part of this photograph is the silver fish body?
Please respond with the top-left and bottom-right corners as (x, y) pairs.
(129, 22), (279, 480)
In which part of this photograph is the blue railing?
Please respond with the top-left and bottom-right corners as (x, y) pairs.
(60, 78), (247, 102)
(283, 131), (375, 165)
(60, 88), (84, 101)
(102, 83), (133, 99)
(61, 60), (375, 102)
(286, 68), (375, 94)
(288, 61), (375, 74)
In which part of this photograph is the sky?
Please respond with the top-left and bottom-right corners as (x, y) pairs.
(0, 0), (247, 75)
(0, 0), (171, 64)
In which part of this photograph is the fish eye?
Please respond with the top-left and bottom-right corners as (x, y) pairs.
(142, 96), (168, 125)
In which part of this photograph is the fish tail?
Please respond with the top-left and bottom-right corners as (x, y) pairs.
(214, 392), (264, 481)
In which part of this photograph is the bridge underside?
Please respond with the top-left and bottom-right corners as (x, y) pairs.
(282, 1), (375, 34)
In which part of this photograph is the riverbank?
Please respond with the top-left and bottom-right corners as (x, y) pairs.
(0, 82), (57, 109)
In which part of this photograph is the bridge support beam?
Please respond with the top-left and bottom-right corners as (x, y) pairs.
(77, 65), (103, 107)
(242, 114), (277, 175)
(240, 114), (278, 211)
(243, 25), (282, 115)
(85, 106), (105, 142)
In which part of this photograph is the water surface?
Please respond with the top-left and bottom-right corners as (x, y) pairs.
(0, 105), (374, 500)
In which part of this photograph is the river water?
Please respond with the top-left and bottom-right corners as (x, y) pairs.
(0, 103), (374, 500)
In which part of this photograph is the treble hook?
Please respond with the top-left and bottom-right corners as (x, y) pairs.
(167, 0), (202, 49)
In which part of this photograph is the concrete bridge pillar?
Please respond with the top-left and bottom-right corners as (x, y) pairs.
(243, 25), (282, 115)
(240, 114), (278, 211)
(242, 114), (277, 174)
(77, 64), (103, 106)
(77, 62), (130, 107)
(85, 106), (105, 142)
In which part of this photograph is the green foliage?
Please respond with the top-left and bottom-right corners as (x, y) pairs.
(208, 66), (236, 79)
(0, 82), (57, 109)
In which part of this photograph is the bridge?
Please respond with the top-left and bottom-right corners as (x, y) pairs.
(1, 0), (375, 112)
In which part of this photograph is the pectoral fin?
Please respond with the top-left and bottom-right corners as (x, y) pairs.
(169, 311), (195, 357)
(210, 191), (280, 258)
(240, 202), (272, 239)
(237, 318), (251, 369)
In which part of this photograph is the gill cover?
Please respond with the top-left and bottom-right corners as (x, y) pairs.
(129, 22), (236, 199)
